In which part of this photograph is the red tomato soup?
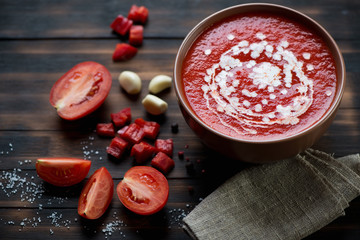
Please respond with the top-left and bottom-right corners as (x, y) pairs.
(182, 13), (337, 140)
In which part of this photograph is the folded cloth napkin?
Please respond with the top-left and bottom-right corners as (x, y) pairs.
(183, 149), (360, 240)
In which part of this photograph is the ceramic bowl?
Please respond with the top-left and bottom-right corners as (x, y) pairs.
(173, 3), (345, 163)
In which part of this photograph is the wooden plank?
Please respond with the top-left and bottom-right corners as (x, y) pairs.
(0, 0), (359, 40)
(0, 208), (192, 240)
(0, 108), (359, 175)
(0, 123), (247, 178)
(0, 175), (213, 208)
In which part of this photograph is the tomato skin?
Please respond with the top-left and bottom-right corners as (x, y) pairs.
(78, 167), (114, 220)
(36, 158), (91, 187)
(49, 61), (112, 120)
(117, 166), (169, 215)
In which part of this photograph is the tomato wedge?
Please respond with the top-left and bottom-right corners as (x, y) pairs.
(36, 158), (91, 187)
(116, 166), (169, 215)
(49, 61), (112, 120)
(78, 167), (114, 220)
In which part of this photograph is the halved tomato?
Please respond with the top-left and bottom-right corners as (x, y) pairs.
(116, 166), (169, 215)
(78, 167), (114, 220)
(36, 157), (91, 187)
(49, 61), (112, 120)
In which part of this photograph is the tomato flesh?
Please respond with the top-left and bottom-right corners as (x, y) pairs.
(151, 152), (175, 174)
(36, 158), (91, 187)
(78, 167), (114, 219)
(134, 118), (160, 139)
(49, 61), (112, 120)
(155, 138), (173, 156)
(117, 166), (169, 215)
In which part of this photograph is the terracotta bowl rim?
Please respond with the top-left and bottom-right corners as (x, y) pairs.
(174, 3), (346, 144)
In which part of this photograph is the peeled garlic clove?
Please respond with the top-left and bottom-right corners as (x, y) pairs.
(148, 75), (172, 94)
(118, 71), (142, 94)
(142, 94), (168, 115)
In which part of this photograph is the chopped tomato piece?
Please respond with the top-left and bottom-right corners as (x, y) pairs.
(117, 166), (169, 215)
(106, 137), (129, 159)
(117, 125), (129, 137)
(130, 141), (156, 163)
(127, 5), (149, 24)
(111, 108), (131, 127)
(112, 43), (138, 62)
(155, 138), (173, 156)
(49, 61), (112, 120)
(36, 158), (91, 187)
(134, 118), (160, 139)
(151, 152), (175, 174)
(120, 107), (132, 120)
(110, 15), (133, 36)
(78, 167), (114, 219)
(111, 112), (127, 127)
(122, 123), (145, 144)
(96, 123), (115, 137)
(129, 25), (143, 46)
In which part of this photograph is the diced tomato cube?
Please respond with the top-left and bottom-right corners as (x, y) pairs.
(112, 43), (137, 62)
(151, 152), (175, 174)
(129, 25), (144, 46)
(155, 138), (173, 157)
(106, 137), (129, 159)
(96, 123), (115, 137)
(120, 107), (131, 120)
(128, 5), (149, 24)
(111, 113), (127, 127)
(111, 108), (131, 127)
(134, 118), (160, 139)
(130, 141), (156, 163)
(122, 123), (145, 144)
(117, 125), (129, 137)
(110, 15), (133, 36)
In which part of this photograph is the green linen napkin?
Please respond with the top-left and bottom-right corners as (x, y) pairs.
(183, 149), (360, 240)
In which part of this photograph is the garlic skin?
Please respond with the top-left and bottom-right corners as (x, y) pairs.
(142, 94), (168, 115)
(118, 71), (142, 94)
(149, 75), (172, 94)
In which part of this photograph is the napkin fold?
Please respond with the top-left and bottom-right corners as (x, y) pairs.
(183, 149), (360, 240)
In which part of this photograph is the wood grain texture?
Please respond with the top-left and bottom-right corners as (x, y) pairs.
(0, 0), (359, 40)
(0, 0), (359, 239)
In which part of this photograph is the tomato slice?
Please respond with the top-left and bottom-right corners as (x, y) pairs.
(36, 158), (91, 187)
(49, 61), (112, 120)
(116, 166), (169, 215)
(78, 167), (114, 219)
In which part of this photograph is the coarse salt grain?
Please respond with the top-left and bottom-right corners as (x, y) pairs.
(102, 220), (127, 238)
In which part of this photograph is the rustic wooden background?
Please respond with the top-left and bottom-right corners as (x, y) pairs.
(0, 0), (359, 239)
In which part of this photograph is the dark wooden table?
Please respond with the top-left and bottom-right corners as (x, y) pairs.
(0, 0), (359, 239)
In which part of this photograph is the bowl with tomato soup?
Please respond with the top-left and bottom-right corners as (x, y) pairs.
(174, 3), (345, 163)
